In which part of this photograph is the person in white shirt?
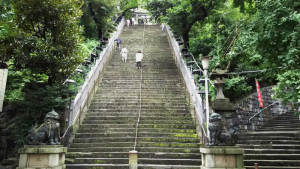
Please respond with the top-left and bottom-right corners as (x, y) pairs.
(132, 18), (136, 26)
(126, 19), (130, 27)
(136, 50), (143, 69)
(120, 47), (128, 63)
(160, 23), (165, 32)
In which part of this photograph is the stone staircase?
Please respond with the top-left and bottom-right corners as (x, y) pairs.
(66, 25), (201, 168)
(238, 111), (300, 169)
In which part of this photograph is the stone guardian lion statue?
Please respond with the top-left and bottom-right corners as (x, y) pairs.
(27, 109), (61, 145)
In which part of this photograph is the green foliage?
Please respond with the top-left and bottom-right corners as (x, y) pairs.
(234, 0), (300, 107)
(9, 83), (69, 146)
(2, 0), (85, 85)
(224, 76), (251, 101)
(274, 70), (300, 104)
(81, 39), (99, 56)
(120, 0), (139, 11)
(0, 0), (13, 38)
(81, 0), (119, 39)
(144, 0), (173, 23)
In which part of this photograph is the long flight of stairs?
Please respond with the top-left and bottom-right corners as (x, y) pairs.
(66, 25), (201, 168)
(238, 111), (300, 169)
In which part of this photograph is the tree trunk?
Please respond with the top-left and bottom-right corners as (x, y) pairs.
(182, 30), (189, 48)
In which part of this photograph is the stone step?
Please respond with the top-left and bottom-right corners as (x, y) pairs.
(82, 119), (194, 125)
(75, 132), (197, 138)
(68, 147), (200, 153)
(89, 102), (187, 107)
(94, 90), (184, 94)
(84, 116), (193, 121)
(244, 149), (300, 154)
(256, 128), (300, 131)
(84, 118), (194, 125)
(96, 92), (184, 96)
(70, 158), (201, 165)
(90, 99), (186, 103)
(239, 131), (299, 137)
(238, 144), (300, 149)
(79, 124), (196, 129)
(73, 137), (199, 143)
(78, 128), (195, 134)
(88, 105), (188, 110)
(101, 78), (180, 81)
(258, 124), (300, 127)
(66, 152), (200, 159)
(98, 79), (181, 83)
(238, 139), (300, 144)
(86, 112), (190, 116)
(66, 164), (201, 169)
(92, 96), (186, 100)
(78, 127), (196, 134)
(66, 164), (128, 169)
(98, 84), (183, 87)
(96, 87), (184, 91)
(70, 142), (200, 148)
(244, 154), (300, 160)
(104, 72), (179, 76)
(244, 166), (300, 169)
(137, 164), (201, 169)
(239, 136), (299, 140)
(86, 112), (191, 117)
(244, 160), (300, 167)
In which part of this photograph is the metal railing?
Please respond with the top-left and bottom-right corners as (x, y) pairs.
(60, 17), (125, 146)
(133, 23), (146, 151)
(248, 101), (280, 130)
(166, 26), (215, 141)
(248, 101), (280, 122)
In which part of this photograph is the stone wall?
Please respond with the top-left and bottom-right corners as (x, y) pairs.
(0, 69), (8, 112)
(235, 85), (289, 132)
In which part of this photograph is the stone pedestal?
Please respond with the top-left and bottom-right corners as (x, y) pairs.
(200, 146), (244, 169)
(212, 98), (238, 128)
(17, 145), (67, 169)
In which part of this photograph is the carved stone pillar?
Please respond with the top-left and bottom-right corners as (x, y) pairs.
(17, 145), (67, 169)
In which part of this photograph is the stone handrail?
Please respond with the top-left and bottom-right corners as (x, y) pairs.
(165, 26), (207, 138)
(60, 17), (125, 143)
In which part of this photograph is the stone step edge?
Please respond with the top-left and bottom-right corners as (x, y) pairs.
(244, 154), (300, 156)
(245, 159), (300, 161)
(68, 147), (200, 150)
(73, 158), (201, 161)
(72, 137), (199, 140)
(66, 152), (200, 154)
(66, 164), (201, 168)
(244, 166), (300, 169)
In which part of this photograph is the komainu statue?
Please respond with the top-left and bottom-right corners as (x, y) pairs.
(27, 109), (61, 145)
(208, 112), (234, 146)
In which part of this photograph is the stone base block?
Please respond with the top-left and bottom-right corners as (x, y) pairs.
(200, 146), (244, 169)
(17, 145), (67, 169)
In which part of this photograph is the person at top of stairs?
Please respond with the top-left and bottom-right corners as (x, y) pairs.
(160, 23), (165, 32)
(120, 46), (128, 63)
(136, 50), (143, 69)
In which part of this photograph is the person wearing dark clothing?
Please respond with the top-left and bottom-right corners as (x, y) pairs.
(114, 38), (122, 50)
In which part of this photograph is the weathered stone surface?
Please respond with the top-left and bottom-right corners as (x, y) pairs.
(200, 147), (244, 169)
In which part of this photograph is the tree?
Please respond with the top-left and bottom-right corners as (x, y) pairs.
(165, 0), (228, 48)
(238, 0), (300, 105)
(120, 0), (139, 11)
(81, 0), (119, 40)
(0, 0), (13, 68)
(7, 0), (85, 85)
(144, 0), (173, 23)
